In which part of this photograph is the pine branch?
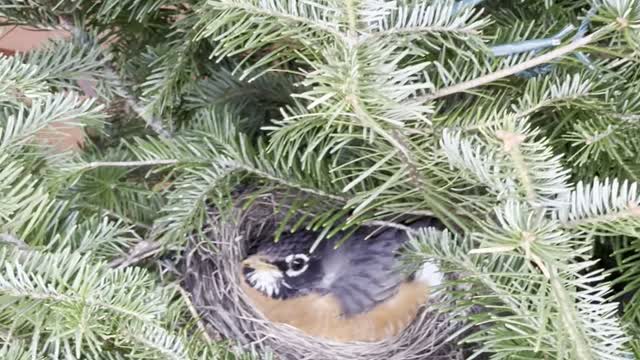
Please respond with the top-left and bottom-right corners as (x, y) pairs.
(0, 55), (47, 100)
(557, 178), (640, 236)
(119, 323), (188, 360)
(57, 17), (173, 138)
(0, 341), (40, 360)
(419, 25), (615, 102)
(205, 0), (347, 43)
(0, 248), (177, 357)
(548, 265), (592, 360)
(2, 1), (640, 358)
(408, 227), (630, 359)
(0, 233), (28, 249)
(0, 93), (105, 151)
(79, 159), (179, 170)
(363, 1), (488, 43)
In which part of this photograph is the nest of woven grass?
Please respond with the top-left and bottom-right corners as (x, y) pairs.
(181, 191), (467, 359)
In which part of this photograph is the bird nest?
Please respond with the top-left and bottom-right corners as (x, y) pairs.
(181, 192), (467, 359)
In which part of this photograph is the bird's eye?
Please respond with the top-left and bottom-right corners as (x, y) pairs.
(284, 254), (309, 277)
(290, 258), (306, 271)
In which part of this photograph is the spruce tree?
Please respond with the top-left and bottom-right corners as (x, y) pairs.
(1, 0), (640, 358)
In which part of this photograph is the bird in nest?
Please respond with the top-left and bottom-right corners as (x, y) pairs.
(239, 218), (443, 342)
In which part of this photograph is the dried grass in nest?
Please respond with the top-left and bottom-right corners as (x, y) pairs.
(182, 193), (467, 359)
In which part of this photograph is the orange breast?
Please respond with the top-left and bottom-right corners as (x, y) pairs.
(240, 277), (429, 342)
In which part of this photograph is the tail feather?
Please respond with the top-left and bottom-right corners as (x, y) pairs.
(414, 261), (443, 287)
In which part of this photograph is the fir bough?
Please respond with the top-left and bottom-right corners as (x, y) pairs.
(1, 0), (640, 358)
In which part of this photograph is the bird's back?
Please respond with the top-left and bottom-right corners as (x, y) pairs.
(316, 225), (411, 317)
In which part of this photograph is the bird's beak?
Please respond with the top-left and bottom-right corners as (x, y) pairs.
(242, 255), (278, 272)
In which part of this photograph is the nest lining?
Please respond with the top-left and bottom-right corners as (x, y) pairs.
(182, 193), (466, 360)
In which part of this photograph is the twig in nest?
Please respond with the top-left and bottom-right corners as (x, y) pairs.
(177, 285), (221, 342)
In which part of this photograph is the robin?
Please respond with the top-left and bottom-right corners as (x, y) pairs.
(239, 219), (443, 342)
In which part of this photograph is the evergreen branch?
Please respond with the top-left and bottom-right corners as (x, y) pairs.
(235, 162), (346, 202)
(549, 265), (592, 360)
(0, 55), (47, 100)
(342, 96), (468, 231)
(514, 72), (600, 119)
(440, 130), (507, 193)
(152, 164), (237, 244)
(128, 107), (349, 204)
(419, 25), (615, 102)
(346, 94), (412, 159)
(557, 178), (640, 236)
(0, 93), (104, 152)
(120, 323), (188, 360)
(365, 24), (481, 40)
(364, 2), (488, 42)
(408, 226), (630, 359)
(495, 129), (537, 203)
(57, 17), (173, 138)
(21, 33), (121, 99)
(469, 200), (576, 272)
(0, 233), (28, 250)
(184, 64), (297, 122)
(55, 216), (136, 260)
(80, 159), (179, 170)
(0, 249), (164, 323)
(343, 0), (358, 35)
(2, 1), (639, 358)
(0, 340), (39, 360)
(96, 63), (174, 140)
(205, 0), (347, 43)
(0, 248), (177, 357)
(138, 34), (196, 125)
(441, 120), (570, 208)
(0, 155), (74, 244)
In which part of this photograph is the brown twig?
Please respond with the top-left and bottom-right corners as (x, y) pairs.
(108, 240), (162, 268)
(177, 285), (219, 342)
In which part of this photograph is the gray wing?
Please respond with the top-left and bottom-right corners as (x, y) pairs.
(317, 226), (411, 317)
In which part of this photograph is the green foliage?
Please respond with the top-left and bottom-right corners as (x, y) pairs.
(417, 115), (631, 359)
(1, 0), (640, 358)
(0, 341), (42, 360)
(0, 248), (164, 357)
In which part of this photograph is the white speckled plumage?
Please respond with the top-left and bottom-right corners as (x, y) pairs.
(246, 267), (283, 297)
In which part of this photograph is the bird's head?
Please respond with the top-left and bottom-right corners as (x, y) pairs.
(241, 233), (326, 299)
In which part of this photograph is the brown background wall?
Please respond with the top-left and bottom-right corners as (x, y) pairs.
(0, 26), (68, 53)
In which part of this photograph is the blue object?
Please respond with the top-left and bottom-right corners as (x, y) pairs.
(572, 7), (598, 68)
(490, 25), (575, 57)
(452, 0), (485, 14)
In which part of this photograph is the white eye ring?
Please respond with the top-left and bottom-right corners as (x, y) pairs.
(285, 254), (309, 277)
